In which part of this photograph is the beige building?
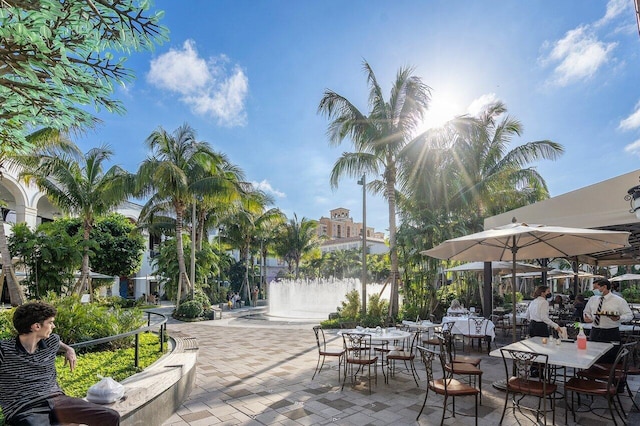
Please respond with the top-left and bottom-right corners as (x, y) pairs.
(317, 208), (388, 254)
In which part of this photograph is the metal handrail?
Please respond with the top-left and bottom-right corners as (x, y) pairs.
(69, 311), (168, 368)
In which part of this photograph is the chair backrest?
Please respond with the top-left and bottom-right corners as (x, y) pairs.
(313, 325), (325, 351)
(622, 334), (640, 367)
(441, 321), (455, 335)
(342, 332), (373, 359)
(500, 348), (549, 383)
(436, 332), (456, 365)
(417, 345), (437, 386)
(607, 346), (631, 389)
(418, 345), (449, 391)
(468, 317), (488, 334)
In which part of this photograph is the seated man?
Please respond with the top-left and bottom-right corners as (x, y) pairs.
(0, 302), (120, 425)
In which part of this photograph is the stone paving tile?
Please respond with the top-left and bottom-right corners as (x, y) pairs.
(159, 309), (640, 425)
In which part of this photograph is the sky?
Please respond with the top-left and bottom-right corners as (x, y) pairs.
(74, 0), (640, 235)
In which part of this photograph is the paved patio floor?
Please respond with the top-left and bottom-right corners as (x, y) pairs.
(155, 306), (640, 425)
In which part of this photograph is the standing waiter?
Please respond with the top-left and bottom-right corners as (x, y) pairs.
(583, 278), (633, 363)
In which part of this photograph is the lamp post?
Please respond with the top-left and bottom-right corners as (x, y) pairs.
(218, 227), (224, 293)
(357, 174), (367, 315)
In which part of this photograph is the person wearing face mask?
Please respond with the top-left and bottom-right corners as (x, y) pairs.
(583, 278), (633, 363)
(525, 285), (560, 338)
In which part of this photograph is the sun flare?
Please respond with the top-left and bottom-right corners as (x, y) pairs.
(415, 92), (464, 135)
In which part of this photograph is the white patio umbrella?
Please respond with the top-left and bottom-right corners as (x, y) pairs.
(422, 221), (630, 341)
(609, 273), (640, 282)
(444, 261), (544, 273)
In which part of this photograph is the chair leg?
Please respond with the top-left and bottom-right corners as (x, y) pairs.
(499, 389), (509, 425)
(416, 388), (429, 420)
(312, 354), (323, 380)
(607, 395), (618, 426)
(410, 360), (419, 387)
(440, 395), (448, 426)
(475, 393), (478, 426)
(341, 361), (349, 391)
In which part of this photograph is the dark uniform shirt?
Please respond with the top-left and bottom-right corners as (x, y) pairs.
(0, 333), (64, 420)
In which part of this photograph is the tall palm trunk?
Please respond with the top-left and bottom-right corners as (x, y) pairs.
(261, 245), (268, 296)
(0, 221), (25, 305)
(175, 205), (191, 303)
(73, 222), (93, 298)
(241, 240), (250, 302)
(386, 159), (400, 318)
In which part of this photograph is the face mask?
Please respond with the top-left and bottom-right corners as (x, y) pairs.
(546, 293), (552, 299)
(592, 289), (602, 296)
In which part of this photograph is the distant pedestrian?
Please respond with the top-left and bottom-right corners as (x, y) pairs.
(252, 286), (259, 307)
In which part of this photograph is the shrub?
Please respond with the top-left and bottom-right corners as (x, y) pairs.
(319, 318), (341, 329)
(189, 289), (211, 309)
(41, 294), (146, 350)
(175, 300), (203, 319)
(0, 309), (14, 339)
(622, 286), (640, 303)
(337, 290), (360, 319)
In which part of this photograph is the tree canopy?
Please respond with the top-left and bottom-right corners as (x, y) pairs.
(0, 0), (167, 152)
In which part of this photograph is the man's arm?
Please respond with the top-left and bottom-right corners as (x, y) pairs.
(583, 297), (595, 323)
(58, 341), (77, 371)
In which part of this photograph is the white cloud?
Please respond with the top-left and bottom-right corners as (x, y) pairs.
(467, 93), (500, 117)
(541, 26), (617, 87)
(147, 40), (248, 127)
(252, 180), (286, 198)
(624, 139), (640, 156)
(594, 0), (631, 27)
(619, 101), (640, 131)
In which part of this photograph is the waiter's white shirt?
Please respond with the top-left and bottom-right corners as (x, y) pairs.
(583, 292), (633, 329)
(525, 296), (558, 329)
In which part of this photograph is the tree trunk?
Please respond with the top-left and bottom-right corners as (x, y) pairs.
(0, 221), (25, 305)
(72, 221), (94, 299)
(261, 246), (268, 288)
(386, 160), (400, 318)
(175, 206), (191, 305)
(241, 241), (250, 302)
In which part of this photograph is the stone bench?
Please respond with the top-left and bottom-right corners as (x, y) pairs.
(112, 336), (198, 425)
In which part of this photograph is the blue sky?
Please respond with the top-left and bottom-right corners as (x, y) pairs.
(74, 0), (640, 235)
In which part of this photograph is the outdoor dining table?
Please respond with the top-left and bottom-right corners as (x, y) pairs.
(489, 336), (614, 369)
(401, 320), (440, 342)
(441, 316), (496, 339)
(337, 328), (411, 344)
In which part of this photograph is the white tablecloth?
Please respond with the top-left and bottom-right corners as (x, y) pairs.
(441, 316), (495, 339)
(490, 336), (613, 369)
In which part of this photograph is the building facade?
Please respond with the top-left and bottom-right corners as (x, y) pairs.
(317, 208), (388, 255)
(0, 165), (156, 301)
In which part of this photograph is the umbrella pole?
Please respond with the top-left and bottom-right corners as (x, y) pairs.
(512, 237), (518, 342)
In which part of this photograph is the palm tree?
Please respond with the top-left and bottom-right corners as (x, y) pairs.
(276, 214), (320, 279)
(221, 188), (278, 301)
(447, 101), (563, 230)
(136, 124), (230, 306)
(254, 213), (286, 289)
(318, 60), (431, 317)
(19, 144), (132, 297)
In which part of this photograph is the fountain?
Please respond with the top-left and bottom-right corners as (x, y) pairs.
(267, 278), (391, 320)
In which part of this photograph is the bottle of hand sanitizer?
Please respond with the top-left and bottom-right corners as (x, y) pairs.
(577, 327), (587, 350)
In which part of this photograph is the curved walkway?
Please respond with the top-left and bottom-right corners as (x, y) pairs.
(152, 304), (640, 425)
